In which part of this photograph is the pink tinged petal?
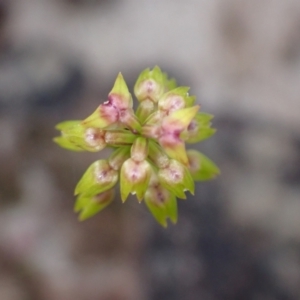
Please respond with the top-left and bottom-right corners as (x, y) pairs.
(120, 158), (152, 202)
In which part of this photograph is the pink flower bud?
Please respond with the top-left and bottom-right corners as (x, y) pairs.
(75, 160), (118, 197)
(120, 158), (152, 202)
(158, 159), (194, 199)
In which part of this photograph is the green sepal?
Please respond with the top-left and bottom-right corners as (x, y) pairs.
(75, 189), (114, 221)
(187, 150), (220, 181)
(162, 72), (177, 91)
(109, 72), (133, 108)
(75, 160), (118, 196)
(55, 120), (82, 131)
(53, 136), (85, 152)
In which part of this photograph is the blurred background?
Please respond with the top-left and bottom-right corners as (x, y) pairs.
(0, 0), (300, 299)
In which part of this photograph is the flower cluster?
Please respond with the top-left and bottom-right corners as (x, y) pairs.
(54, 67), (219, 227)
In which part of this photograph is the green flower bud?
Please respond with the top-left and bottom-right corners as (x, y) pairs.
(120, 158), (152, 202)
(131, 137), (148, 162)
(136, 99), (156, 122)
(75, 160), (118, 197)
(104, 130), (136, 146)
(54, 120), (106, 152)
(134, 66), (165, 103)
(158, 87), (190, 114)
(144, 173), (177, 227)
(187, 150), (220, 181)
(158, 106), (200, 165)
(108, 146), (131, 171)
(75, 189), (114, 221)
(158, 159), (194, 199)
(183, 112), (216, 143)
(148, 140), (170, 169)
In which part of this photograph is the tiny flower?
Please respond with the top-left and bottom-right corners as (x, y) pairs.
(54, 67), (219, 227)
(75, 160), (118, 197)
(144, 173), (177, 227)
(120, 158), (152, 202)
(187, 150), (220, 181)
(158, 159), (194, 199)
(75, 189), (115, 221)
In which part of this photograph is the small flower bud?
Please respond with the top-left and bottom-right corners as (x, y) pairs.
(75, 189), (115, 221)
(136, 99), (156, 122)
(183, 112), (216, 143)
(187, 150), (220, 181)
(134, 66), (165, 103)
(118, 108), (141, 132)
(54, 120), (106, 152)
(158, 159), (194, 199)
(120, 158), (152, 202)
(104, 130), (136, 146)
(158, 106), (200, 165)
(131, 137), (148, 162)
(75, 160), (118, 197)
(108, 146), (131, 171)
(158, 87), (190, 114)
(144, 173), (177, 227)
(148, 140), (170, 169)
